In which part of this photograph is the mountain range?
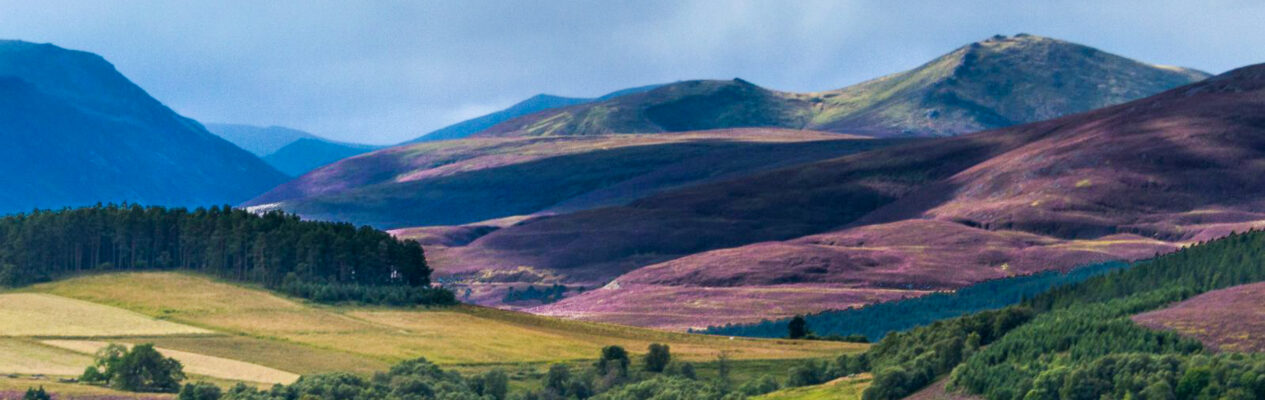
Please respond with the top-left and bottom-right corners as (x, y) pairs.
(477, 34), (1207, 138)
(0, 40), (287, 214)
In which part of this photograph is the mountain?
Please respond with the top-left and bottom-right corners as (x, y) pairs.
(205, 123), (384, 176)
(0, 40), (287, 213)
(244, 129), (892, 228)
(204, 123), (320, 156)
(432, 63), (1265, 329)
(406, 84), (663, 143)
(478, 34), (1208, 138)
(262, 138), (383, 176)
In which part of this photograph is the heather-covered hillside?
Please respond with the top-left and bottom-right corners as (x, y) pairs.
(459, 63), (1265, 328)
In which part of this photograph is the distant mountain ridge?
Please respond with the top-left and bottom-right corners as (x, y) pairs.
(205, 124), (383, 176)
(0, 40), (287, 213)
(478, 34), (1208, 138)
(205, 123), (321, 156)
(406, 84), (663, 143)
(263, 138), (383, 176)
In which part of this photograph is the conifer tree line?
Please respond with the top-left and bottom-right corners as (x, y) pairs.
(0, 204), (453, 305)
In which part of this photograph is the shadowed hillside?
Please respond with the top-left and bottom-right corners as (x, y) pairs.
(0, 41), (286, 213)
(246, 129), (891, 228)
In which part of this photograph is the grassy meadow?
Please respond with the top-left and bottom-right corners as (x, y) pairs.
(755, 375), (871, 400)
(1, 272), (862, 396)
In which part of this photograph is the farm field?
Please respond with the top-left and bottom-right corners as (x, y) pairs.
(40, 340), (299, 385)
(17, 272), (860, 366)
(0, 293), (208, 337)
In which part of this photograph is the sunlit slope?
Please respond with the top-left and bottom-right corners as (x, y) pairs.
(29, 273), (861, 364)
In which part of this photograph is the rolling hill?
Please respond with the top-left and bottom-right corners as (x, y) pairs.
(0, 41), (287, 213)
(478, 34), (1207, 138)
(435, 62), (1265, 329)
(244, 129), (894, 228)
(405, 84), (662, 143)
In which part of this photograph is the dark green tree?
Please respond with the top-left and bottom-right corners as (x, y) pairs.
(644, 343), (671, 373)
(597, 345), (630, 377)
(22, 386), (49, 400)
(179, 382), (223, 400)
(788, 315), (809, 339)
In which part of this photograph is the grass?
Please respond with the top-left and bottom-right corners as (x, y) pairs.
(27, 273), (862, 366)
(40, 340), (299, 384)
(755, 375), (872, 400)
(0, 293), (208, 337)
(0, 338), (93, 375)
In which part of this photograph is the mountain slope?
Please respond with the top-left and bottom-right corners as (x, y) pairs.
(478, 34), (1207, 138)
(262, 138), (383, 176)
(447, 63), (1265, 328)
(406, 84), (663, 143)
(245, 129), (891, 228)
(0, 40), (287, 213)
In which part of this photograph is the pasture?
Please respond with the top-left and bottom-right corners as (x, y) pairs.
(28, 272), (862, 365)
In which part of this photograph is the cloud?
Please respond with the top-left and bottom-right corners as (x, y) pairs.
(0, 0), (1261, 144)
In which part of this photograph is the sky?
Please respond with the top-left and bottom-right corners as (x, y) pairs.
(1, 1), (1262, 145)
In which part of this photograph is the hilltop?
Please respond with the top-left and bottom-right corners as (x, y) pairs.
(0, 41), (286, 213)
(479, 34), (1207, 138)
(405, 84), (663, 143)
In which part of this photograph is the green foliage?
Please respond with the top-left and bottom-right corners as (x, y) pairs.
(81, 343), (185, 393)
(598, 346), (631, 377)
(470, 369), (509, 400)
(944, 229), (1265, 400)
(644, 344), (671, 373)
(503, 284), (568, 304)
(590, 376), (728, 400)
(180, 382), (223, 400)
(22, 386), (49, 400)
(0, 204), (453, 306)
(737, 375), (780, 397)
(220, 358), (488, 400)
(662, 361), (696, 380)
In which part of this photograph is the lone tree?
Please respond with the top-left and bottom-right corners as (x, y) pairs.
(788, 315), (810, 339)
(81, 343), (184, 393)
(644, 343), (671, 372)
(597, 345), (631, 377)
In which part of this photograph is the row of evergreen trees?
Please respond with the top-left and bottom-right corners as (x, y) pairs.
(0, 204), (453, 305)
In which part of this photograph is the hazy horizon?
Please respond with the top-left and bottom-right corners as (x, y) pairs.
(1, 0), (1262, 144)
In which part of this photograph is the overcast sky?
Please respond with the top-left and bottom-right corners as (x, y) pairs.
(1, 1), (1262, 144)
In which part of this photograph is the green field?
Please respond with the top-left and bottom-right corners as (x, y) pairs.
(755, 375), (871, 400)
(0, 272), (862, 397)
(24, 272), (860, 365)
